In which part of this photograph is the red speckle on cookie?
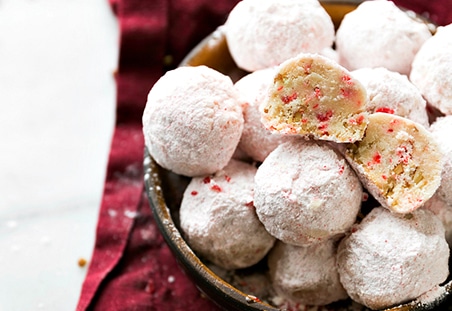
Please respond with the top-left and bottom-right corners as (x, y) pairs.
(318, 123), (328, 131)
(342, 74), (353, 85)
(191, 190), (198, 196)
(277, 85), (284, 91)
(203, 176), (211, 184)
(340, 88), (351, 98)
(316, 110), (333, 122)
(211, 184), (222, 192)
(303, 63), (312, 74)
(396, 146), (411, 164)
(376, 107), (395, 114)
(281, 92), (298, 104)
(367, 152), (381, 167)
(373, 153), (381, 164)
(314, 87), (322, 98)
(225, 175), (231, 182)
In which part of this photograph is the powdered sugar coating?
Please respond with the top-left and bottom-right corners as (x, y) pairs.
(180, 159), (275, 269)
(268, 240), (348, 306)
(352, 67), (429, 127)
(423, 193), (452, 247)
(254, 139), (362, 246)
(429, 116), (452, 206)
(142, 66), (243, 177)
(337, 207), (449, 310)
(235, 68), (296, 162)
(424, 116), (452, 246)
(336, 0), (432, 75)
(410, 24), (452, 115)
(224, 0), (335, 72)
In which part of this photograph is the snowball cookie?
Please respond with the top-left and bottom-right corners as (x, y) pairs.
(336, 0), (432, 75)
(410, 24), (452, 115)
(428, 116), (452, 208)
(261, 53), (369, 143)
(235, 68), (296, 162)
(345, 113), (443, 214)
(254, 139), (362, 246)
(423, 193), (452, 247)
(352, 67), (429, 127)
(268, 240), (348, 306)
(142, 65), (243, 177)
(180, 159), (275, 270)
(224, 0), (334, 72)
(337, 207), (449, 310)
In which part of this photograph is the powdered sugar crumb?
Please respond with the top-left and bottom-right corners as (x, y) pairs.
(108, 209), (117, 218)
(124, 210), (138, 219)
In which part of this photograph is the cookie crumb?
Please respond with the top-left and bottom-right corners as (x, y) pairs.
(78, 258), (87, 267)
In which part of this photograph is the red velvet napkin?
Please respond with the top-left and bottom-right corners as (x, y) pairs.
(77, 1), (239, 310)
(77, 1), (452, 310)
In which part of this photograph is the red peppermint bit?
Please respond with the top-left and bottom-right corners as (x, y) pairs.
(367, 153), (381, 167)
(382, 175), (387, 180)
(211, 184), (222, 192)
(316, 110), (333, 122)
(318, 123), (328, 130)
(314, 87), (322, 98)
(191, 190), (198, 196)
(312, 103), (319, 109)
(356, 115), (365, 125)
(203, 176), (211, 184)
(373, 153), (381, 164)
(245, 201), (254, 208)
(281, 92), (298, 104)
(349, 115), (365, 125)
(342, 74), (353, 84)
(301, 118), (308, 123)
(224, 175), (231, 182)
(277, 85), (283, 91)
(362, 193), (369, 202)
(376, 107), (395, 114)
(351, 226), (358, 233)
(340, 88), (351, 97)
(339, 166), (345, 174)
(387, 128), (394, 133)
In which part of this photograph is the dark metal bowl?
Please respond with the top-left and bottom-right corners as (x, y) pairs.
(144, 1), (451, 310)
